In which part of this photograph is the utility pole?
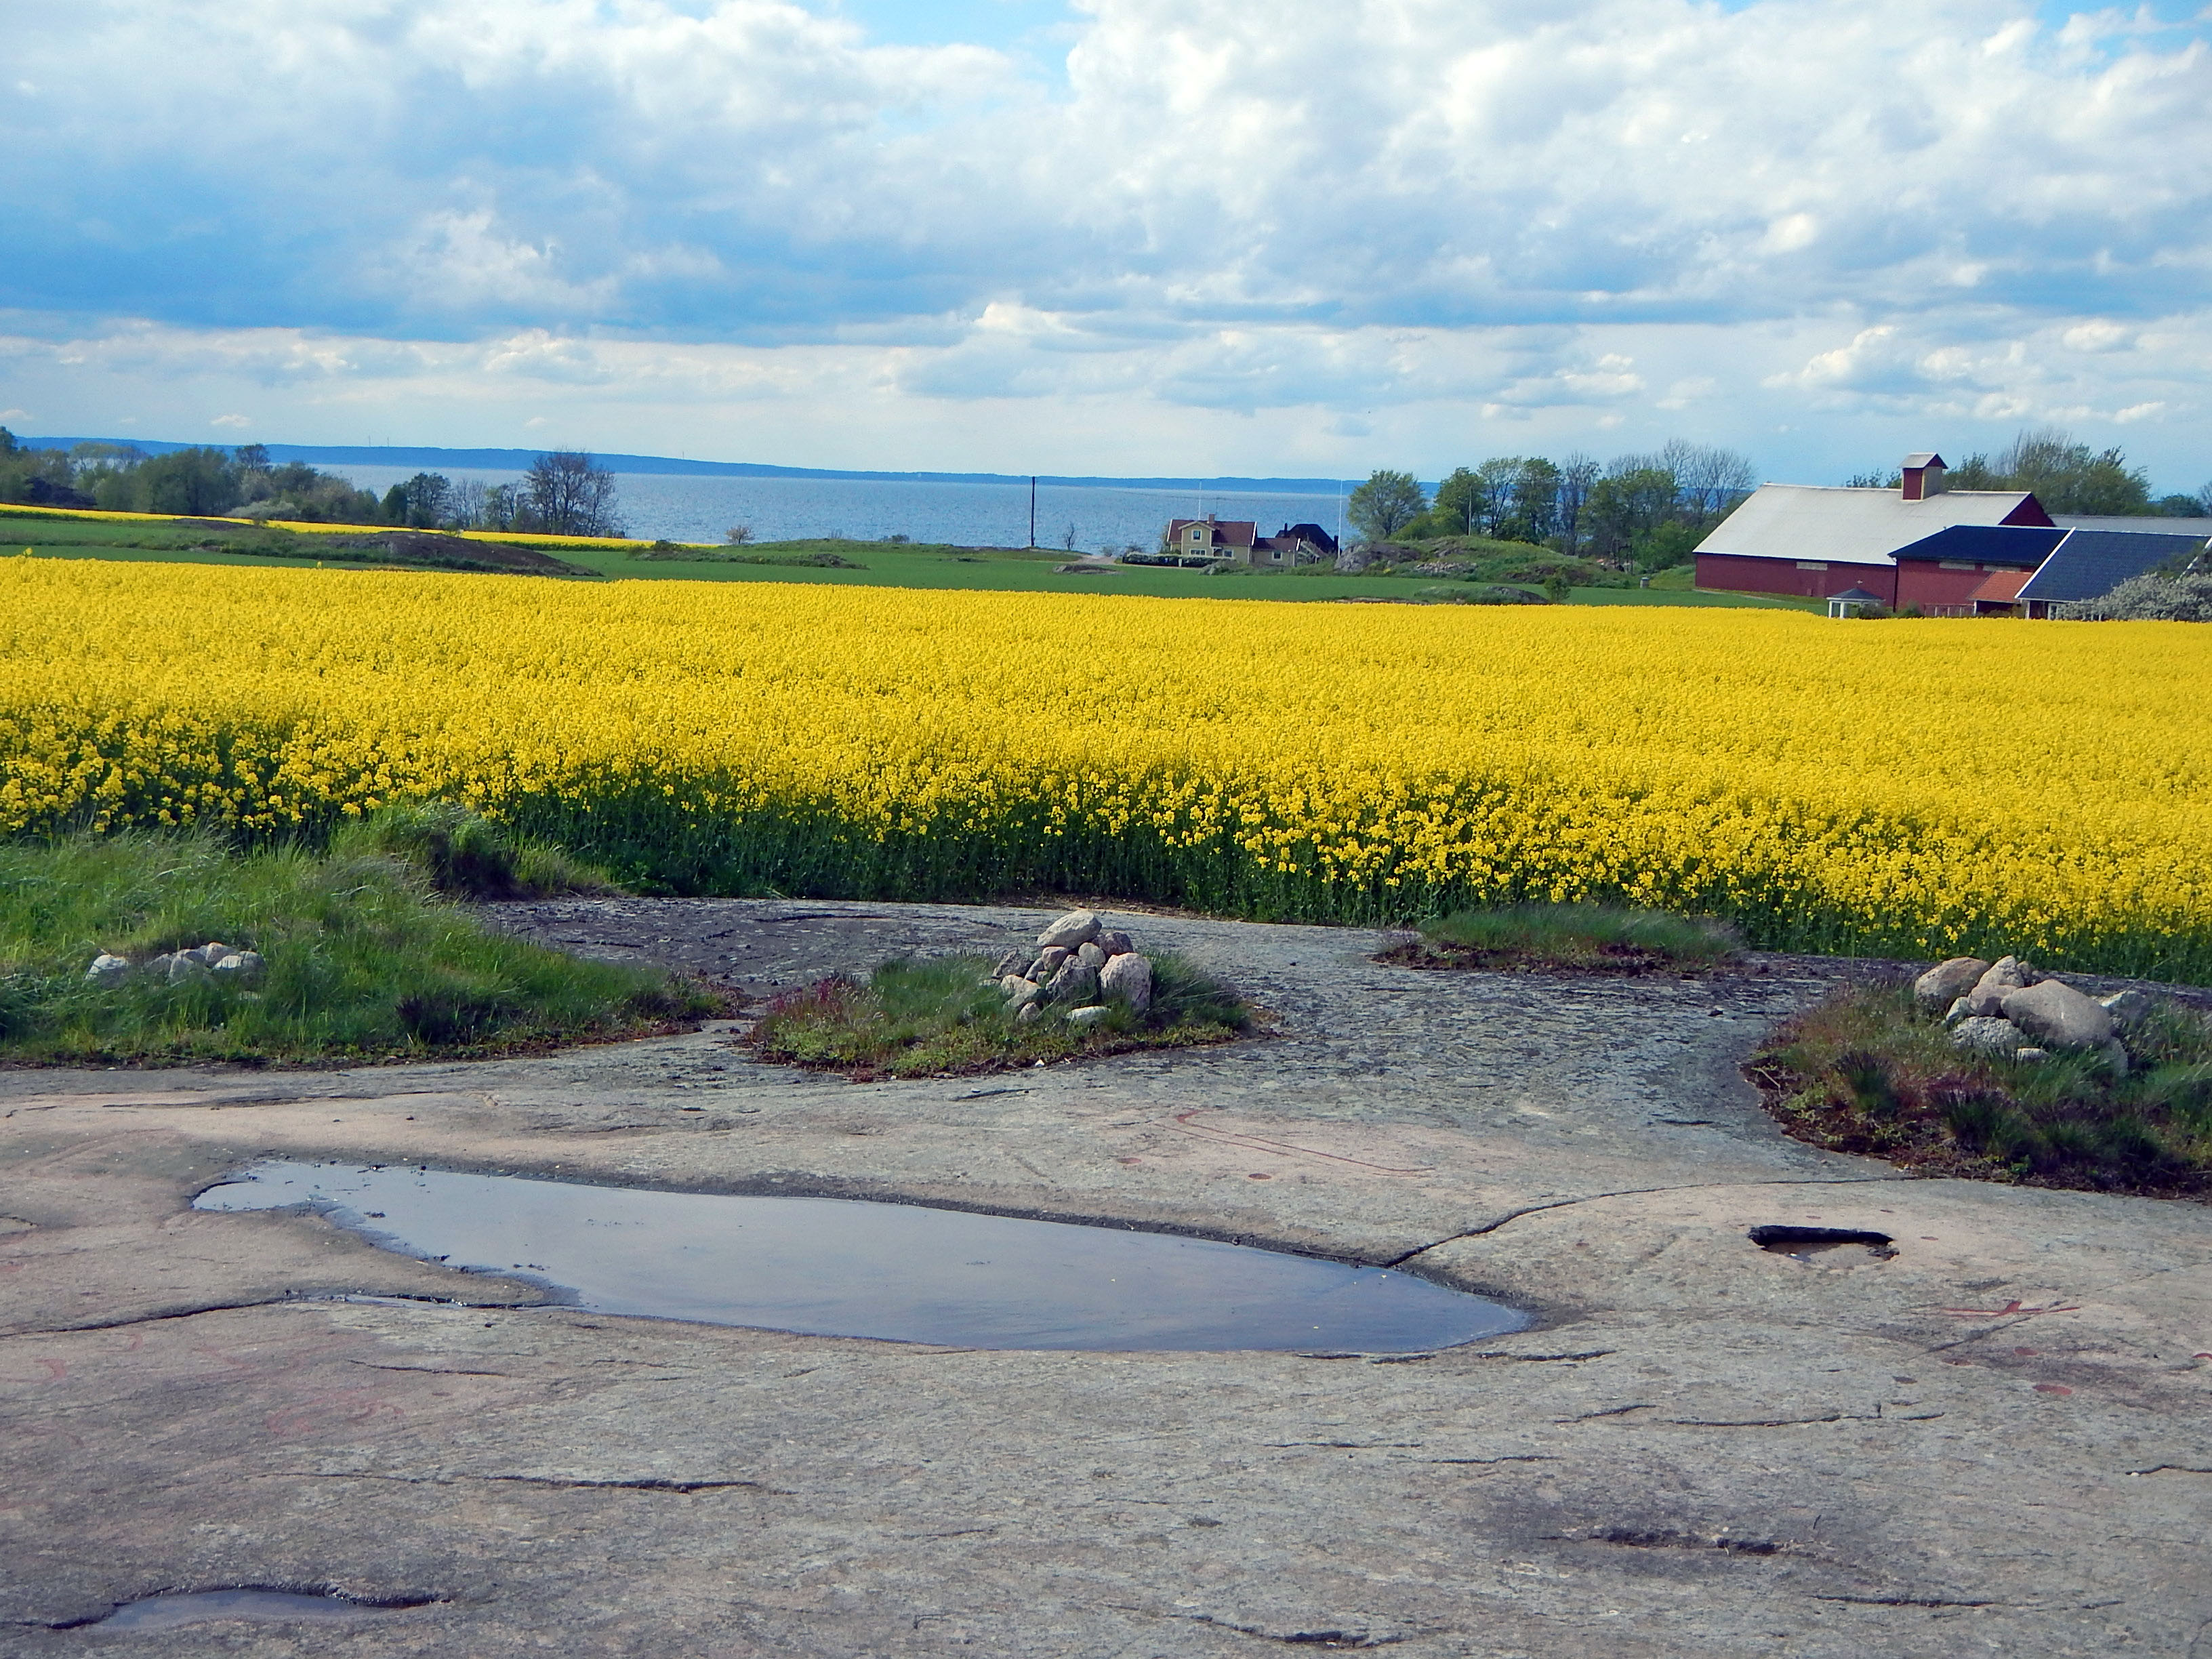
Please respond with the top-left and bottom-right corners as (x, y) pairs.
(1029, 476), (1036, 549)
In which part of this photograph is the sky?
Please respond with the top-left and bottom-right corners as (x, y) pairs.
(3, 0), (2210, 488)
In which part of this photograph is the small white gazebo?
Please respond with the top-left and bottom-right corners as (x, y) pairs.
(1826, 585), (1883, 618)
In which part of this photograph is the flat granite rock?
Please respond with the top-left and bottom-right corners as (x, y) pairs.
(1, 898), (2206, 1658)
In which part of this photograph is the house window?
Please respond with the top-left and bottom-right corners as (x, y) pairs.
(1188, 528), (1204, 544)
(1796, 561), (1827, 571)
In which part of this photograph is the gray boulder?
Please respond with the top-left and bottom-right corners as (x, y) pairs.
(165, 954), (208, 985)
(1950, 1017), (2026, 1056)
(1094, 930), (1134, 958)
(1099, 951), (1153, 1017)
(2001, 980), (2116, 1048)
(1065, 1005), (1111, 1028)
(188, 942), (232, 967)
(2100, 989), (2153, 1028)
(992, 949), (1029, 979)
(1015, 1002), (1041, 1026)
(1001, 975), (1040, 1006)
(1964, 956), (2033, 1017)
(1914, 957), (1990, 1010)
(1029, 946), (1069, 981)
(1046, 959), (1099, 1004)
(2102, 1040), (2131, 1078)
(1943, 998), (1972, 1027)
(1038, 911), (1101, 950)
(211, 950), (264, 985)
(85, 954), (131, 985)
(1076, 941), (1107, 971)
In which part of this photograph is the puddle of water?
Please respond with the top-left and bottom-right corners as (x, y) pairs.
(1748, 1225), (1896, 1263)
(89, 1590), (394, 1631)
(194, 1161), (1529, 1353)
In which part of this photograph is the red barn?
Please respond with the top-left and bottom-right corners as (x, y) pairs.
(1693, 453), (2056, 609)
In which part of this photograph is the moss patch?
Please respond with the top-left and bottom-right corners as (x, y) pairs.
(1382, 903), (1741, 973)
(751, 952), (1254, 1080)
(1748, 982), (2212, 1198)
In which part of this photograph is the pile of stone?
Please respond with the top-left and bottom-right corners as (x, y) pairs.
(991, 910), (1154, 1029)
(1914, 955), (2148, 1072)
(86, 942), (265, 987)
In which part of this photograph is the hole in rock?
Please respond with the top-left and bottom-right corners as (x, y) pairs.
(196, 1162), (1530, 1353)
(1748, 1225), (1896, 1262)
(84, 1589), (422, 1631)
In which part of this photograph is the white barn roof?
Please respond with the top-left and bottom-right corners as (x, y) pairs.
(1696, 485), (2047, 569)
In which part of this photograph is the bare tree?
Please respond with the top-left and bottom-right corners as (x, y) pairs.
(1660, 441), (1757, 528)
(522, 451), (624, 537)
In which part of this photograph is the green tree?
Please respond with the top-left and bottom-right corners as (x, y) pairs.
(1997, 428), (2150, 515)
(1346, 469), (1426, 541)
(1585, 465), (1677, 560)
(133, 447), (241, 516)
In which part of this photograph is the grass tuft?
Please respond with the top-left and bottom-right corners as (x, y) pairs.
(0, 830), (712, 1064)
(1748, 982), (2211, 1197)
(333, 802), (615, 899)
(1385, 903), (1740, 972)
(752, 951), (1254, 1080)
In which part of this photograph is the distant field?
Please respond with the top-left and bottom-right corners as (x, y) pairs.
(0, 504), (1819, 610)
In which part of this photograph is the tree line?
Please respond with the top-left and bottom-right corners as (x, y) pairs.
(1847, 428), (2211, 518)
(0, 433), (626, 537)
(1345, 440), (1758, 571)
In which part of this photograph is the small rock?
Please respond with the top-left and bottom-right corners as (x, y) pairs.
(2015, 1048), (2050, 1063)
(1046, 960), (1099, 1004)
(1065, 1005), (1111, 1027)
(1914, 957), (1990, 1010)
(1943, 997), (1971, 1027)
(212, 950), (264, 984)
(1030, 947), (1070, 980)
(1099, 951), (1153, 1016)
(2099, 989), (2152, 1028)
(194, 942), (232, 966)
(2101, 1039), (2131, 1078)
(2001, 979), (2115, 1048)
(1950, 1017), (2026, 1056)
(86, 954), (131, 985)
(1037, 911), (1101, 950)
(1094, 930), (1134, 958)
(992, 949), (1028, 979)
(1965, 956), (2033, 1017)
(1015, 1002), (1040, 1025)
(166, 954), (209, 984)
(1076, 941), (1107, 970)
(1002, 977), (1041, 1006)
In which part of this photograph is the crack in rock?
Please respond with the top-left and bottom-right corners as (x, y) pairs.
(1552, 1527), (1788, 1556)
(1170, 1613), (1407, 1648)
(1380, 1174), (1906, 1267)
(291, 1471), (788, 1496)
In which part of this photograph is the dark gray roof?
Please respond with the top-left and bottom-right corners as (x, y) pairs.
(1830, 586), (1884, 604)
(1891, 525), (2066, 565)
(2018, 529), (2207, 603)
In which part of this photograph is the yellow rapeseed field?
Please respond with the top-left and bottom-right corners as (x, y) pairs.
(3, 558), (2207, 977)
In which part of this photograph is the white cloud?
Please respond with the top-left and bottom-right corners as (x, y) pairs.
(0, 0), (2208, 482)
(209, 413), (251, 428)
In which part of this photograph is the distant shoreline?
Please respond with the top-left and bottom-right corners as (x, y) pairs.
(15, 437), (1359, 495)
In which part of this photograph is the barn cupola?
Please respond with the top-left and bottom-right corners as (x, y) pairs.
(1900, 452), (1947, 501)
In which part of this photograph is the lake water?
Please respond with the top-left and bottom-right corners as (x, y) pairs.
(333, 466), (1352, 552)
